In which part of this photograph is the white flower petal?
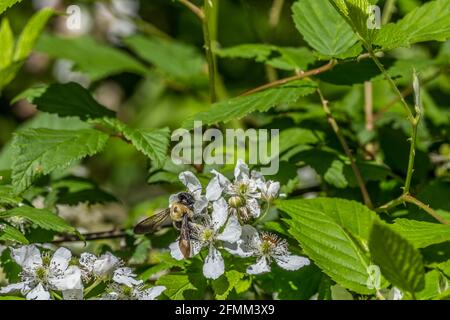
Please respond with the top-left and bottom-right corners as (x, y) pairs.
(247, 257), (270, 275)
(389, 287), (403, 300)
(11, 245), (42, 270)
(25, 283), (51, 300)
(246, 198), (261, 218)
(190, 239), (203, 257)
(203, 246), (224, 280)
(211, 170), (231, 189)
(50, 247), (72, 273)
(205, 175), (223, 201)
(50, 266), (83, 291)
(93, 252), (120, 277)
(79, 252), (96, 273)
(139, 286), (166, 300)
(62, 289), (83, 300)
(212, 197), (228, 231)
(113, 267), (142, 287)
(217, 214), (241, 243)
(179, 171), (202, 198)
(265, 181), (280, 200)
(169, 241), (184, 260)
(274, 254), (310, 271)
(224, 224), (259, 257)
(194, 196), (209, 215)
(234, 159), (250, 181)
(0, 282), (27, 295)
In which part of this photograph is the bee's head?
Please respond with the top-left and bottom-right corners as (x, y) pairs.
(177, 192), (196, 208)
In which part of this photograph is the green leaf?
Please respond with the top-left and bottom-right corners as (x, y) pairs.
(216, 44), (316, 70)
(0, 0), (23, 15)
(259, 264), (323, 300)
(292, 0), (359, 58)
(11, 85), (48, 104)
(34, 82), (116, 120)
(0, 60), (22, 91)
(329, 0), (374, 44)
(121, 127), (170, 169)
(277, 197), (381, 294)
(123, 35), (206, 82)
(416, 270), (448, 300)
(12, 128), (109, 193)
(14, 8), (54, 61)
(212, 270), (247, 300)
(0, 18), (13, 69)
(93, 118), (170, 168)
(0, 224), (28, 244)
(183, 80), (317, 129)
(0, 206), (77, 234)
(0, 185), (21, 206)
(51, 177), (117, 206)
(36, 34), (148, 81)
(156, 273), (206, 300)
(390, 219), (450, 249)
(369, 223), (425, 294)
(374, 0), (450, 50)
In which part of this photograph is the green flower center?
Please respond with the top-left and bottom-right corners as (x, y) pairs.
(35, 266), (48, 282)
(202, 228), (215, 242)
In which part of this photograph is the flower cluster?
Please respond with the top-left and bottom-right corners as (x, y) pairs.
(0, 245), (165, 300)
(169, 160), (310, 279)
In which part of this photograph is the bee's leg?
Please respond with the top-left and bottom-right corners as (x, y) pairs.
(173, 221), (182, 230)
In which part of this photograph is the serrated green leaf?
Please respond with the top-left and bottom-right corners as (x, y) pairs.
(0, 206), (77, 234)
(0, 185), (21, 206)
(374, 0), (450, 50)
(292, 0), (359, 58)
(156, 273), (206, 300)
(390, 219), (450, 249)
(0, 18), (13, 69)
(329, 0), (375, 44)
(216, 44), (316, 71)
(11, 85), (47, 104)
(183, 80), (317, 129)
(212, 270), (246, 300)
(0, 224), (28, 244)
(123, 35), (206, 83)
(14, 8), (54, 61)
(259, 264), (323, 300)
(92, 118), (170, 168)
(416, 270), (448, 300)
(369, 223), (425, 294)
(34, 82), (116, 120)
(0, 0), (23, 15)
(12, 128), (109, 193)
(36, 34), (148, 81)
(121, 127), (170, 169)
(277, 197), (381, 294)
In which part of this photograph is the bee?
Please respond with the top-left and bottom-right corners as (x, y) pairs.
(133, 192), (196, 258)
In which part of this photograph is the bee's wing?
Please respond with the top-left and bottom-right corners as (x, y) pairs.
(133, 208), (171, 234)
(179, 214), (191, 258)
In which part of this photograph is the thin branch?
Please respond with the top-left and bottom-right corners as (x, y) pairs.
(52, 228), (128, 244)
(364, 81), (375, 159)
(376, 194), (448, 225)
(374, 69), (443, 120)
(403, 116), (418, 194)
(240, 60), (336, 96)
(177, 0), (205, 20)
(367, 47), (415, 123)
(317, 89), (374, 209)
